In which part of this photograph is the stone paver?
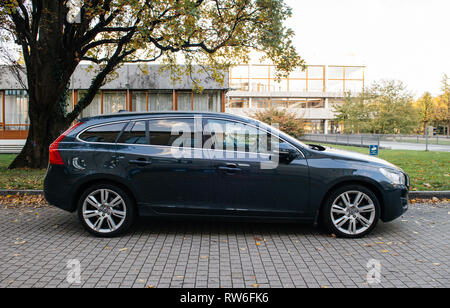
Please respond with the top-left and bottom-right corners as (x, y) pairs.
(0, 203), (448, 288)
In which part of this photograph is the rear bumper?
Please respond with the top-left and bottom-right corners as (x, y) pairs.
(43, 165), (77, 212)
(380, 185), (409, 222)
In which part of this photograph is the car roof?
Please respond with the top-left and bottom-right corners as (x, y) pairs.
(80, 111), (257, 124)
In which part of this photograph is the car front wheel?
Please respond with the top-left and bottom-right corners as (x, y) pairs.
(322, 185), (380, 238)
(77, 184), (136, 237)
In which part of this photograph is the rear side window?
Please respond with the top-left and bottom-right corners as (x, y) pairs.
(118, 121), (148, 145)
(149, 118), (195, 148)
(79, 123), (126, 143)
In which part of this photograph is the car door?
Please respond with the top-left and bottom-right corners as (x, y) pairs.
(204, 118), (310, 217)
(115, 117), (215, 214)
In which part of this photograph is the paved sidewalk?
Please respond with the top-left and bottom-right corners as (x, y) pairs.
(0, 203), (448, 288)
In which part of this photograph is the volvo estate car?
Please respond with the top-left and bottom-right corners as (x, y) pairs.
(44, 112), (409, 238)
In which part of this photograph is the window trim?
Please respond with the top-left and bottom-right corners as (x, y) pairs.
(77, 121), (128, 144)
(75, 116), (305, 159)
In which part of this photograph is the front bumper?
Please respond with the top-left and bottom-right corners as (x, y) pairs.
(380, 185), (409, 222)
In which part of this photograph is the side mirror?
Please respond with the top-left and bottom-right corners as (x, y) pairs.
(273, 143), (299, 164)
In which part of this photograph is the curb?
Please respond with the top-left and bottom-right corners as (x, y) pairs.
(408, 191), (450, 199)
(0, 190), (449, 199)
(0, 190), (44, 196)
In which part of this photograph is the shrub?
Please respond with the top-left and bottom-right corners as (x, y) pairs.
(252, 108), (304, 138)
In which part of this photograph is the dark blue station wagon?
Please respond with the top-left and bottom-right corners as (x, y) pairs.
(44, 112), (409, 238)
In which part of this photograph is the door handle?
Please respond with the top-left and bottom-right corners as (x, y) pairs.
(129, 158), (152, 166)
(218, 163), (242, 174)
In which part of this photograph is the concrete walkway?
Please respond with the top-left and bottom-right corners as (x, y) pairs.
(380, 141), (450, 152)
(0, 202), (448, 288)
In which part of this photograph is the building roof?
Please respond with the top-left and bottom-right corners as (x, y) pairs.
(0, 64), (229, 91)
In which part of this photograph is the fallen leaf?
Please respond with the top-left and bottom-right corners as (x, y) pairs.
(381, 250), (389, 253)
(255, 242), (261, 246)
(14, 240), (26, 245)
(119, 248), (128, 252)
(432, 263), (441, 266)
(252, 284), (259, 288)
(147, 285), (155, 288)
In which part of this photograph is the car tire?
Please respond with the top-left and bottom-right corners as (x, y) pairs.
(77, 184), (136, 237)
(322, 185), (380, 238)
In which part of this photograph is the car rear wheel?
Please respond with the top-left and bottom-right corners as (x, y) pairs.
(322, 185), (380, 238)
(77, 184), (136, 237)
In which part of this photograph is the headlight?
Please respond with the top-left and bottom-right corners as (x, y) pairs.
(380, 168), (406, 185)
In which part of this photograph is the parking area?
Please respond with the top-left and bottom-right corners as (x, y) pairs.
(0, 202), (448, 288)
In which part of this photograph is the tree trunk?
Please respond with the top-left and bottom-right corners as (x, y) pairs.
(8, 95), (69, 169)
(8, 58), (73, 169)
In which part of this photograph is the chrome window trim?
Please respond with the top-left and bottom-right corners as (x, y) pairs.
(75, 115), (306, 159)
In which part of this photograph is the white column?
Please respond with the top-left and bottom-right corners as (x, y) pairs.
(324, 120), (329, 135)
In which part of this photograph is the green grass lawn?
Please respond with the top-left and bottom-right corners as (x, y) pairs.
(1, 147), (449, 191)
(0, 154), (46, 190)
(307, 143), (450, 191)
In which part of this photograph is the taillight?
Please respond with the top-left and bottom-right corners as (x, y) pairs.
(49, 122), (84, 165)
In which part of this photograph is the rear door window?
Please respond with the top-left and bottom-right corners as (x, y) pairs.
(79, 122), (126, 143)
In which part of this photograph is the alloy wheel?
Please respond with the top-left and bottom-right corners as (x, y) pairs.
(330, 190), (376, 236)
(82, 189), (127, 234)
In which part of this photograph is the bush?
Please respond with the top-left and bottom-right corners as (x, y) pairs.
(252, 108), (304, 138)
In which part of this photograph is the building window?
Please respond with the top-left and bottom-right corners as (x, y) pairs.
(252, 80), (270, 92)
(289, 99), (307, 109)
(271, 99), (289, 108)
(304, 120), (325, 134)
(5, 90), (29, 130)
(132, 91), (147, 112)
(308, 99), (325, 108)
(194, 91), (221, 112)
(289, 80), (307, 92)
(103, 91), (127, 114)
(79, 91), (101, 118)
(228, 98), (249, 108)
(230, 65), (250, 91)
(149, 91), (173, 111)
(327, 66), (364, 93)
(253, 98), (270, 108)
(177, 92), (192, 111)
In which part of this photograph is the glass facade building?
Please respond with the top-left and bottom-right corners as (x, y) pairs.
(227, 64), (365, 134)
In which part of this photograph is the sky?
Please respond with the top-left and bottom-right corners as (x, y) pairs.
(284, 0), (450, 97)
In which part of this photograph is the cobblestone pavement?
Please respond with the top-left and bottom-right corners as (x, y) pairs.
(0, 202), (448, 288)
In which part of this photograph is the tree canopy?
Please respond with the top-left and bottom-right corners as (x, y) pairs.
(0, 0), (303, 168)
